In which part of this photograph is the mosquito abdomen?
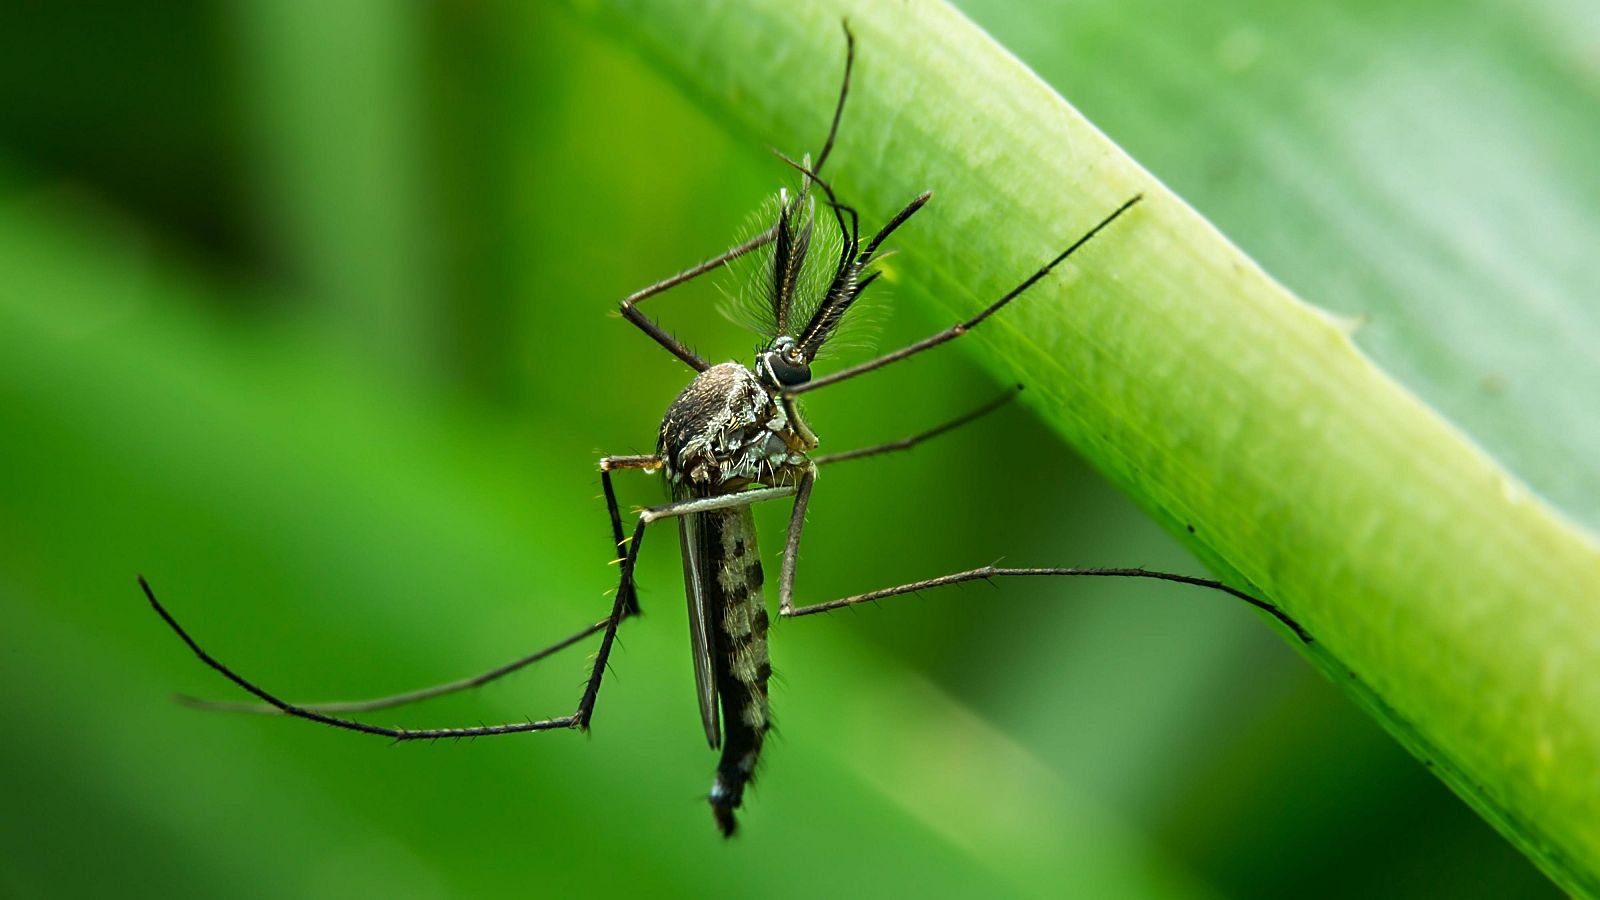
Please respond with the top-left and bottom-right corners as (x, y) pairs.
(708, 507), (771, 837)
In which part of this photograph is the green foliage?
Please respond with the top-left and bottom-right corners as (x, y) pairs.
(0, 1), (1591, 897)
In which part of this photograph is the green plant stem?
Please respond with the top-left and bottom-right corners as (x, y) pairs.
(563, 0), (1600, 892)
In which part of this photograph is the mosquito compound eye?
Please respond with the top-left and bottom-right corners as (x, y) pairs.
(760, 350), (811, 388)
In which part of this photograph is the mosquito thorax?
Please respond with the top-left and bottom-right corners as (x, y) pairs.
(658, 362), (816, 492)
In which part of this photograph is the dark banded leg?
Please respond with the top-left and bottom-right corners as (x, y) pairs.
(175, 454), (668, 717)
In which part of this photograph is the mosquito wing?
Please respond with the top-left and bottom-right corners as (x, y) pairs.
(678, 509), (721, 748)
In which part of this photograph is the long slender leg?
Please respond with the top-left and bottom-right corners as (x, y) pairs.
(782, 566), (1312, 643)
(639, 486), (797, 524)
(774, 467), (1308, 641)
(778, 468), (817, 617)
(811, 386), (1020, 467)
(601, 454), (662, 617)
(141, 542), (634, 739)
(180, 455), (667, 717)
(176, 620), (608, 715)
(620, 228), (778, 372)
(780, 389), (1021, 614)
(142, 486), (803, 740)
(810, 22), (855, 176)
(788, 194), (1144, 396)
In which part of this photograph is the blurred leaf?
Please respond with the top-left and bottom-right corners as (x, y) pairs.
(231, 0), (437, 377)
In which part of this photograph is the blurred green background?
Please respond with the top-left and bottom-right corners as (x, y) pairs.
(0, 1), (1587, 897)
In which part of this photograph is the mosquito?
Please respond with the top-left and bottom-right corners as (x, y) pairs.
(140, 23), (1311, 837)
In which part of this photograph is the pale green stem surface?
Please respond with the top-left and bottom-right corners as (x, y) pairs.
(564, 0), (1600, 891)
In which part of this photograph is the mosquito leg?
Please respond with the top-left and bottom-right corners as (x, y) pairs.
(781, 565), (1312, 643)
(601, 454), (663, 617)
(788, 194), (1144, 396)
(777, 467), (817, 617)
(143, 483), (803, 737)
(140, 514), (649, 739)
(601, 454), (662, 472)
(620, 227), (778, 372)
(776, 386), (1018, 614)
(810, 22), (855, 176)
(176, 618), (610, 715)
(811, 386), (1020, 467)
(175, 455), (668, 717)
(773, 391), (1304, 640)
(637, 485), (799, 524)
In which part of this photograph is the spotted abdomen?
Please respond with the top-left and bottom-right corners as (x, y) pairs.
(701, 506), (771, 836)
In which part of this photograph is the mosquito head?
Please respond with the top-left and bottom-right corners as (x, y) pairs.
(755, 335), (812, 391)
